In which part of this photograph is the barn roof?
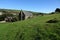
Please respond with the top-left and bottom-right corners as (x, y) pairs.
(20, 10), (33, 16)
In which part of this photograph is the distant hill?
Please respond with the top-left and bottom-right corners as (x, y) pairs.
(0, 9), (20, 14)
(0, 9), (34, 14)
(0, 9), (46, 16)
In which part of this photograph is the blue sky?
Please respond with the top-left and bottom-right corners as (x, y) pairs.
(0, 0), (60, 13)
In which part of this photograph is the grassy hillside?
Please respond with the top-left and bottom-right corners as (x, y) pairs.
(0, 13), (60, 40)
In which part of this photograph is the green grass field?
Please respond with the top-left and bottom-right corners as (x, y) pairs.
(0, 13), (60, 40)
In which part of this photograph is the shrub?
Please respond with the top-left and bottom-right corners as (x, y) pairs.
(49, 33), (57, 40)
(46, 18), (58, 23)
(50, 12), (55, 14)
(0, 13), (15, 21)
(0, 15), (4, 21)
(11, 17), (17, 22)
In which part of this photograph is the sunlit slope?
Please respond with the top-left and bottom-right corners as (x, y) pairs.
(0, 13), (60, 40)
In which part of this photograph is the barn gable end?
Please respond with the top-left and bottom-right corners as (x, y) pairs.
(19, 10), (33, 20)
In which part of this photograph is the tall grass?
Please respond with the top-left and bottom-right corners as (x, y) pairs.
(0, 13), (60, 40)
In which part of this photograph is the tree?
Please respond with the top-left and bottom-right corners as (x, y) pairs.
(18, 10), (25, 20)
(55, 8), (60, 12)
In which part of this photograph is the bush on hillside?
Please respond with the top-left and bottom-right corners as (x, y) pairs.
(2, 13), (14, 17)
(46, 18), (59, 23)
(0, 13), (14, 21)
(11, 17), (18, 22)
(50, 12), (55, 14)
(0, 15), (4, 21)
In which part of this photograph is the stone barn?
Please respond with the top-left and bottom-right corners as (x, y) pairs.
(19, 10), (33, 20)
